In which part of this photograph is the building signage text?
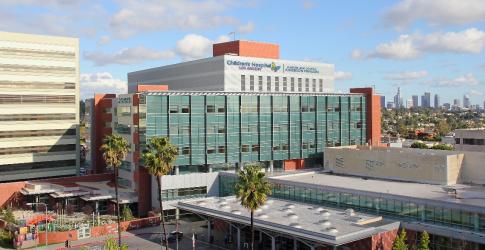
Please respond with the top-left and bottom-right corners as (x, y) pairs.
(226, 59), (320, 74)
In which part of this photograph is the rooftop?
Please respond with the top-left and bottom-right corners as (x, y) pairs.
(176, 196), (399, 246)
(143, 90), (362, 97)
(271, 172), (485, 212)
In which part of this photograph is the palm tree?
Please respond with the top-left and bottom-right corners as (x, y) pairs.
(100, 134), (129, 247)
(235, 165), (272, 250)
(141, 137), (178, 250)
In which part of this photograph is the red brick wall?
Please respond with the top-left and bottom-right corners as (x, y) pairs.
(0, 182), (25, 208)
(213, 40), (280, 59)
(283, 159), (305, 171)
(371, 228), (398, 250)
(136, 166), (152, 217)
(350, 88), (382, 146)
(93, 94), (116, 173)
(38, 230), (78, 244)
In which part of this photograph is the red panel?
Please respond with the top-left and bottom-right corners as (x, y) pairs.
(136, 84), (169, 92)
(350, 88), (382, 147)
(213, 40), (280, 59)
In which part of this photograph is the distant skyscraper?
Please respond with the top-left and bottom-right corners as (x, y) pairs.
(434, 94), (440, 109)
(393, 87), (402, 108)
(380, 96), (385, 109)
(463, 95), (471, 108)
(424, 92), (431, 108)
(454, 99), (461, 107)
(412, 95), (419, 108)
(387, 102), (394, 109)
(483, 101), (485, 110)
(406, 99), (413, 108)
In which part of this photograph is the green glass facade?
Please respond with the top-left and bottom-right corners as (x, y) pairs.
(139, 93), (366, 167)
(219, 174), (485, 234)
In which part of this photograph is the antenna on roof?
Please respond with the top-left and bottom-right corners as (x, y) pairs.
(228, 31), (236, 41)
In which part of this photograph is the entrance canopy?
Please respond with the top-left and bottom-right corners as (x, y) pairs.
(176, 196), (399, 246)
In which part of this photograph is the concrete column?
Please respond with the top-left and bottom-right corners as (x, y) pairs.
(269, 160), (274, 173)
(293, 238), (297, 250)
(208, 165), (213, 173)
(207, 220), (211, 242)
(175, 208), (180, 220)
(239, 162), (244, 171)
(420, 205), (426, 221)
(175, 166), (180, 175)
(474, 212), (479, 231)
(237, 227), (241, 250)
(309, 246), (315, 250)
(271, 236), (276, 250)
(259, 231), (263, 243)
(95, 201), (99, 214)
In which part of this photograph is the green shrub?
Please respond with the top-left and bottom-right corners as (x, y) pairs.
(418, 231), (430, 250)
(410, 142), (428, 149)
(393, 229), (408, 250)
(122, 205), (134, 221)
(430, 144), (454, 151)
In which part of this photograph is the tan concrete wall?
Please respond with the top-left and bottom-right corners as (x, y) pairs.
(458, 151), (485, 184)
(324, 146), (463, 185)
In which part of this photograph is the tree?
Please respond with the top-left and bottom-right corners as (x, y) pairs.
(393, 228), (408, 250)
(410, 142), (428, 149)
(430, 144), (454, 151)
(122, 205), (134, 221)
(100, 134), (129, 247)
(2, 207), (15, 224)
(141, 137), (178, 250)
(418, 231), (430, 250)
(235, 165), (272, 250)
(105, 238), (129, 250)
(435, 120), (451, 136)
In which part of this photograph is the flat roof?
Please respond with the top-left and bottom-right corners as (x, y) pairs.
(176, 196), (399, 246)
(144, 90), (362, 97)
(271, 172), (485, 212)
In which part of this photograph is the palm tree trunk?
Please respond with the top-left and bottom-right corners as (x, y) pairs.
(114, 167), (122, 247)
(251, 210), (254, 250)
(157, 176), (168, 249)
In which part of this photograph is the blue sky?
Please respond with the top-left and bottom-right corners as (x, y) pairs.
(1, 0), (485, 105)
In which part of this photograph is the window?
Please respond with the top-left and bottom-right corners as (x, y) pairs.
(118, 106), (131, 116)
(180, 125), (190, 135)
(258, 76), (263, 91)
(455, 138), (460, 144)
(305, 79), (310, 92)
(218, 107), (225, 113)
(319, 79), (323, 92)
(241, 75), (246, 91)
(218, 127), (226, 133)
(312, 79), (316, 92)
(275, 77), (280, 91)
(250, 75), (254, 91)
(463, 138), (485, 145)
(273, 145), (280, 151)
(356, 122), (363, 129)
(169, 105), (178, 113)
(207, 105), (215, 113)
(298, 78), (302, 92)
(181, 105), (190, 113)
(182, 147), (191, 155)
(241, 145), (249, 152)
(301, 105), (308, 112)
(283, 77), (287, 91)
(302, 142), (308, 149)
(218, 146), (226, 153)
(207, 148), (215, 154)
(282, 144), (289, 150)
(267, 76), (271, 91)
(252, 144), (260, 152)
(291, 78), (295, 92)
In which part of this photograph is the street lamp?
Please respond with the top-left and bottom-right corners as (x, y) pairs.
(27, 202), (48, 250)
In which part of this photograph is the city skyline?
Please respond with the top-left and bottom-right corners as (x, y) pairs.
(0, 1), (484, 103)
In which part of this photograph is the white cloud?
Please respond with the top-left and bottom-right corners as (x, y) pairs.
(237, 21), (254, 34)
(80, 72), (127, 99)
(384, 0), (485, 30)
(334, 71), (353, 81)
(385, 70), (428, 81)
(84, 46), (175, 66)
(98, 35), (111, 45)
(426, 73), (480, 87)
(354, 28), (485, 60)
(368, 35), (420, 60)
(419, 28), (485, 54)
(175, 34), (214, 61)
(350, 49), (365, 60)
(469, 90), (483, 96)
(109, 0), (243, 38)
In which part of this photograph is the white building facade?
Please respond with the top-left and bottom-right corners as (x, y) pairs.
(128, 55), (334, 94)
(0, 31), (80, 181)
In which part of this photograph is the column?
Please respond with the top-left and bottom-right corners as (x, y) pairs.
(271, 236), (276, 250)
(175, 166), (180, 175)
(175, 208), (180, 220)
(239, 162), (244, 171)
(237, 228), (241, 250)
(420, 205), (426, 221)
(207, 220), (211, 242)
(474, 212), (479, 231)
(309, 246), (315, 250)
(95, 201), (99, 214)
(208, 165), (213, 173)
(294, 238), (298, 250)
(269, 160), (274, 173)
(259, 231), (263, 243)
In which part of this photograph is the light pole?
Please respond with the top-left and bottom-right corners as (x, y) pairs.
(27, 202), (48, 250)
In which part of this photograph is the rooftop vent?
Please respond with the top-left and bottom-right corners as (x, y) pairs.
(258, 213), (269, 219)
(290, 223), (302, 229)
(220, 205), (230, 209)
(327, 227), (338, 234)
(345, 209), (355, 217)
(231, 210), (242, 215)
(196, 201), (207, 206)
(317, 220), (331, 227)
(282, 208), (293, 213)
(255, 208), (263, 213)
(288, 213), (298, 219)
(285, 204), (295, 209)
